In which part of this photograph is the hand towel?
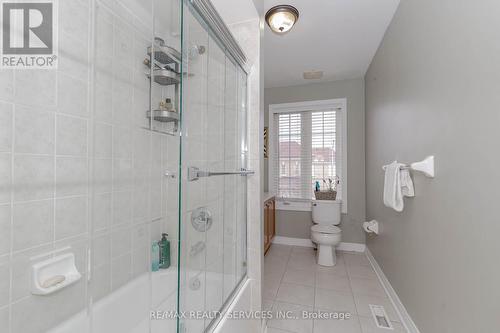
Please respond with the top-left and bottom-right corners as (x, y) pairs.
(383, 161), (405, 212)
(400, 168), (415, 197)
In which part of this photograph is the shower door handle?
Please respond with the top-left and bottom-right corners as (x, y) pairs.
(187, 167), (255, 181)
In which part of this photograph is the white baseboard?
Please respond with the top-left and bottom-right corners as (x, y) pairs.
(272, 236), (366, 253)
(337, 242), (366, 252)
(272, 236), (314, 247)
(365, 248), (421, 333)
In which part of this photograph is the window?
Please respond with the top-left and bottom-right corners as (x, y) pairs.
(269, 99), (346, 208)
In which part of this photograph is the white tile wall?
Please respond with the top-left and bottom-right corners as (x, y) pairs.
(0, 103), (13, 152)
(0, 0), (181, 331)
(0, 154), (11, 204)
(14, 106), (55, 155)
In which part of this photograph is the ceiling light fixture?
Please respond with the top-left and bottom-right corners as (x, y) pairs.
(265, 5), (299, 34)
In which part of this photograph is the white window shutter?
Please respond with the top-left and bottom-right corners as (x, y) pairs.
(273, 109), (342, 200)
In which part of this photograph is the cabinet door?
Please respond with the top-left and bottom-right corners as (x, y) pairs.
(270, 199), (275, 239)
(264, 202), (269, 253)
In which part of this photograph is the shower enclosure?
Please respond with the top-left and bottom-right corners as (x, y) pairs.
(0, 0), (249, 332)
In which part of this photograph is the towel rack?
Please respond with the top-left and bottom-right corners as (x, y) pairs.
(382, 156), (435, 178)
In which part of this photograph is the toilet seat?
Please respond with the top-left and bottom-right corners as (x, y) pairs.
(311, 225), (341, 234)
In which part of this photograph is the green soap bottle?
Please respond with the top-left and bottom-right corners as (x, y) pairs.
(159, 233), (171, 269)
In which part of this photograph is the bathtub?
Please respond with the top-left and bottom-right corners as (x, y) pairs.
(47, 267), (248, 333)
(48, 268), (178, 333)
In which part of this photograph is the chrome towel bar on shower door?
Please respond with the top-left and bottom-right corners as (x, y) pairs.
(187, 166), (255, 181)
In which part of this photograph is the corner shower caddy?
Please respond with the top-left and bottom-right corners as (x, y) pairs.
(145, 38), (181, 135)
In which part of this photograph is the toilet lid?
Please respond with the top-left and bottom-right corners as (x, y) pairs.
(311, 225), (341, 234)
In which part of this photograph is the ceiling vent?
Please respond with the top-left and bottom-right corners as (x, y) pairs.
(303, 71), (323, 80)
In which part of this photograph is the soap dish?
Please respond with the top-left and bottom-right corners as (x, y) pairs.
(31, 253), (82, 296)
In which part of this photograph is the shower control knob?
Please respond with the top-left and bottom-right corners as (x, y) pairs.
(164, 170), (176, 179)
(191, 207), (213, 232)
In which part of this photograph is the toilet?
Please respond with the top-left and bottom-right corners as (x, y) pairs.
(311, 200), (342, 266)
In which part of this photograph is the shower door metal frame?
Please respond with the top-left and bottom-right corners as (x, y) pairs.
(188, 0), (249, 73)
(178, 0), (250, 332)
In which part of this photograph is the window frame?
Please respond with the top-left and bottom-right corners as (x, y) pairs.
(268, 98), (347, 213)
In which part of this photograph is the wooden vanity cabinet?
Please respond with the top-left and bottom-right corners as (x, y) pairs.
(264, 197), (276, 255)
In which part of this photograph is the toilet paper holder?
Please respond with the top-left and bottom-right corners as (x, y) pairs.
(363, 220), (379, 235)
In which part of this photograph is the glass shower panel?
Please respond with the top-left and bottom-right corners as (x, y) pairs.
(236, 68), (248, 284)
(179, 5), (210, 333)
(179, 3), (248, 333)
(204, 35), (226, 318)
(222, 58), (238, 300)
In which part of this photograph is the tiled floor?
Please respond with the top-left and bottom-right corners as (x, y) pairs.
(263, 245), (408, 333)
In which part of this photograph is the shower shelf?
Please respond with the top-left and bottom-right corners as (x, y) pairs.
(146, 110), (179, 123)
(147, 45), (181, 65)
(147, 69), (180, 86)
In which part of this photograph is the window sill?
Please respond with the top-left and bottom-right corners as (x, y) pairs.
(276, 198), (343, 212)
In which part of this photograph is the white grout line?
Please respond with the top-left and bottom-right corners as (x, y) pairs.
(342, 252), (364, 331)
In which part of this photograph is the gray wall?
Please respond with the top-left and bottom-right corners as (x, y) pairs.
(265, 78), (366, 243)
(365, 1), (500, 332)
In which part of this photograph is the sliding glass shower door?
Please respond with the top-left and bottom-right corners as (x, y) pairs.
(178, 3), (248, 332)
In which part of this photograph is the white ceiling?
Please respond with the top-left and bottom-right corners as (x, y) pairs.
(264, 0), (400, 88)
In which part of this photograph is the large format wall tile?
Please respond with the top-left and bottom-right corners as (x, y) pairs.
(0, 102), (13, 152)
(14, 106), (55, 155)
(56, 114), (88, 156)
(0, 204), (11, 255)
(0, 154), (11, 204)
(13, 155), (54, 201)
(12, 200), (54, 251)
(55, 196), (88, 239)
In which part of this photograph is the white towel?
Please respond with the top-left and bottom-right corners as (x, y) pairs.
(400, 168), (415, 198)
(383, 161), (414, 212)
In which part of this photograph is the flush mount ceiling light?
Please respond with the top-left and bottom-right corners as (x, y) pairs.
(265, 5), (299, 34)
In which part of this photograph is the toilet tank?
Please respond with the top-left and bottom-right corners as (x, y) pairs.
(312, 200), (341, 225)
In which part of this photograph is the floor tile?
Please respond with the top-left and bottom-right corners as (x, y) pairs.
(276, 283), (315, 306)
(353, 294), (400, 322)
(264, 277), (281, 301)
(267, 245), (293, 258)
(265, 267), (286, 282)
(358, 316), (406, 333)
(349, 276), (386, 297)
(267, 328), (294, 333)
(291, 246), (316, 255)
(268, 302), (314, 333)
(265, 256), (288, 275)
(263, 299), (274, 312)
(347, 264), (378, 279)
(313, 314), (362, 333)
(287, 255), (317, 271)
(343, 253), (371, 267)
(315, 262), (347, 277)
(314, 288), (357, 314)
(264, 248), (399, 333)
(316, 273), (351, 293)
(290, 251), (316, 261)
(283, 268), (316, 287)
